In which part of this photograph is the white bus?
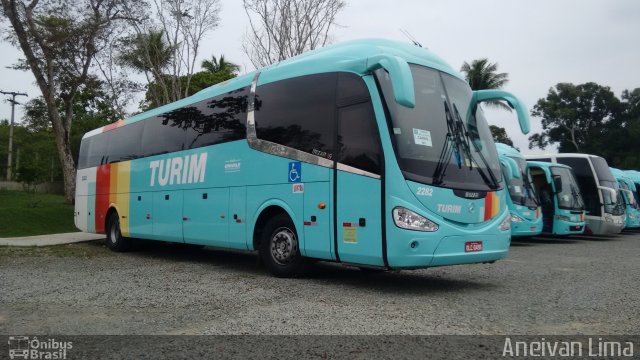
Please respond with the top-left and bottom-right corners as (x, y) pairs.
(524, 153), (624, 235)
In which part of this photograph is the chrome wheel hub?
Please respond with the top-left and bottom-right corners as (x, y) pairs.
(270, 227), (297, 265)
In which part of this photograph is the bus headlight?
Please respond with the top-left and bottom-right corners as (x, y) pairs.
(499, 215), (511, 231)
(510, 214), (525, 223)
(393, 207), (438, 232)
(555, 215), (571, 222)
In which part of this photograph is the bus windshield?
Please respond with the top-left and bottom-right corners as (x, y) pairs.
(618, 180), (638, 209)
(505, 156), (538, 207)
(378, 65), (502, 192)
(550, 166), (584, 211)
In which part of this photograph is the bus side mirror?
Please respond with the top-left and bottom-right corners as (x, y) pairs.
(471, 90), (530, 134)
(597, 186), (618, 204)
(622, 189), (635, 206)
(502, 157), (521, 179)
(367, 54), (415, 108)
(552, 175), (563, 193)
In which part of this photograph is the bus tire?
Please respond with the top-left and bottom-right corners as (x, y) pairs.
(260, 214), (306, 277)
(106, 211), (131, 252)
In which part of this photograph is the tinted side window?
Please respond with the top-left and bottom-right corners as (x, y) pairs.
(141, 115), (187, 157)
(78, 137), (91, 169)
(255, 73), (336, 158)
(337, 73), (370, 106)
(78, 134), (109, 169)
(557, 157), (600, 216)
(185, 87), (248, 149)
(105, 122), (144, 164)
(337, 102), (381, 175)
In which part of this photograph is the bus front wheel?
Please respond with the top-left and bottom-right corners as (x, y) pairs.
(260, 214), (306, 277)
(106, 212), (131, 252)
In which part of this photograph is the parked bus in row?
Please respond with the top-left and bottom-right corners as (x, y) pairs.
(525, 154), (624, 235)
(75, 39), (530, 277)
(495, 144), (542, 237)
(610, 168), (640, 229)
(625, 170), (640, 206)
(526, 161), (585, 235)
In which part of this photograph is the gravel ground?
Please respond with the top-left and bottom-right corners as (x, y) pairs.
(1, 231), (639, 335)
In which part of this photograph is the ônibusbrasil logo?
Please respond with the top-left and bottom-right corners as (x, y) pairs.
(8, 336), (72, 360)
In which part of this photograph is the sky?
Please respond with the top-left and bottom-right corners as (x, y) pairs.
(1, 0), (639, 154)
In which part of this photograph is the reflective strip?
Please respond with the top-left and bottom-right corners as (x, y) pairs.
(336, 163), (381, 179)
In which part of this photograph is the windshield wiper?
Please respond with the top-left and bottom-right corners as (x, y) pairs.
(522, 173), (539, 206)
(452, 103), (499, 190)
(432, 101), (463, 185)
(569, 183), (583, 210)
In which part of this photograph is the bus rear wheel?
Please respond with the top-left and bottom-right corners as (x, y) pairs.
(106, 212), (131, 252)
(260, 214), (306, 277)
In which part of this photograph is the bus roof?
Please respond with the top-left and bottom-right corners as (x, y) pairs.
(526, 160), (573, 171)
(524, 153), (606, 161)
(84, 38), (460, 139)
(495, 143), (524, 159)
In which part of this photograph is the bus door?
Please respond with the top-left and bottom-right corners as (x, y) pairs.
(303, 181), (333, 260)
(152, 190), (184, 242)
(183, 188), (229, 247)
(334, 100), (385, 266)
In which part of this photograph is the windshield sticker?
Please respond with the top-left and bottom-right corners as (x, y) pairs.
(513, 185), (522, 194)
(393, 128), (402, 135)
(413, 129), (433, 147)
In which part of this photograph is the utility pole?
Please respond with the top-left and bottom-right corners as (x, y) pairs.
(1, 90), (28, 181)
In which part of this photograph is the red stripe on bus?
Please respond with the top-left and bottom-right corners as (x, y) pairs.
(484, 192), (493, 221)
(95, 164), (111, 234)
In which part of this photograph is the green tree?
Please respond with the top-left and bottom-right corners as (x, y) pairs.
(460, 58), (511, 111)
(603, 88), (640, 168)
(119, 30), (175, 107)
(527, 82), (622, 153)
(1, 0), (139, 202)
(490, 125), (514, 147)
(201, 54), (240, 75)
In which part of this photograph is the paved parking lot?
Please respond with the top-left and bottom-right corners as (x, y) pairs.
(1, 231), (639, 335)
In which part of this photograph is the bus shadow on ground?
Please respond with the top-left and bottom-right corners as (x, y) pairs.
(303, 262), (496, 294)
(104, 240), (494, 294)
(565, 234), (622, 242)
(511, 236), (577, 246)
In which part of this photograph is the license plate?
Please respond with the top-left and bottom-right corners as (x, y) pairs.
(465, 241), (483, 253)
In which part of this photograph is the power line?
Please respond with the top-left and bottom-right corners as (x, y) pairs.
(1, 90), (28, 181)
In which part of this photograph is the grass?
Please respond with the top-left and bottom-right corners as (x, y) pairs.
(0, 190), (77, 237)
(0, 242), (110, 260)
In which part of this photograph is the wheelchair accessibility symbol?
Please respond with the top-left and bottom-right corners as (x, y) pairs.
(288, 161), (301, 183)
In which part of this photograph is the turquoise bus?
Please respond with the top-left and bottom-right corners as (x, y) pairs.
(495, 143), (542, 237)
(610, 168), (640, 229)
(526, 161), (585, 235)
(74, 39), (530, 277)
(625, 170), (640, 204)
(525, 154), (624, 235)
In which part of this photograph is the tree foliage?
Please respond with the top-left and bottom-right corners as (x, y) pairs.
(460, 58), (511, 112)
(242, 0), (345, 68)
(201, 54), (240, 75)
(528, 82), (640, 169)
(141, 54), (239, 110)
(489, 125), (514, 147)
(1, 0), (139, 202)
(119, 0), (222, 107)
(528, 82), (622, 152)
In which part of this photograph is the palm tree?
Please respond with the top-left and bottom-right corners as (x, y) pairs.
(119, 30), (174, 75)
(460, 58), (511, 111)
(201, 55), (240, 75)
